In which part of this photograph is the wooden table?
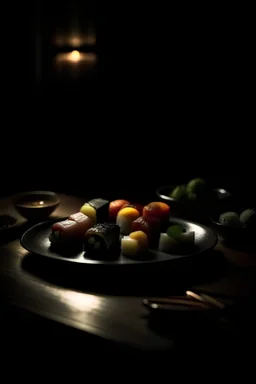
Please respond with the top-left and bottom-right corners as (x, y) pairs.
(1, 194), (256, 360)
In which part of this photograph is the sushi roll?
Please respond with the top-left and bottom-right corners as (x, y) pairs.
(109, 199), (129, 220)
(49, 214), (92, 245)
(143, 202), (170, 223)
(84, 223), (120, 255)
(121, 231), (148, 258)
(131, 216), (160, 248)
(116, 207), (140, 235)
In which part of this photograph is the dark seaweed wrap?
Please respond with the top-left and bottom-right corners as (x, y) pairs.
(84, 223), (120, 251)
(88, 198), (109, 222)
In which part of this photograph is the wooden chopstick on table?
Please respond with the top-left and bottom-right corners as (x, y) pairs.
(143, 291), (226, 311)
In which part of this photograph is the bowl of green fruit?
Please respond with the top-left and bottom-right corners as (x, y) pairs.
(156, 178), (232, 223)
(210, 205), (256, 245)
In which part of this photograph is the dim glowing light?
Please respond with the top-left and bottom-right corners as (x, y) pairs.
(69, 50), (80, 62)
(54, 51), (97, 65)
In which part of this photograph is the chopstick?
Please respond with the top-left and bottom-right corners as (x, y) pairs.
(143, 291), (226, 311)
(143, 297), (210, 309)
(186, 291), (225, 309)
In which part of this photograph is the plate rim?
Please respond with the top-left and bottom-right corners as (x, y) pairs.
(20, 216), (218, 266)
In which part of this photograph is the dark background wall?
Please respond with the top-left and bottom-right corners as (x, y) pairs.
(0, 2), (253, 201)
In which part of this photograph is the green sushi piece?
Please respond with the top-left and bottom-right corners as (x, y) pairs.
(166, 224), (184, 238)
(219, 212), (240, 228)
(170, 185), (186, 200)
(240, 209), (256, 229)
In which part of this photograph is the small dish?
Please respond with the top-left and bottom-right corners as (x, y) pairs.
(156, 185), (232, 222)
(0, 214), (17, 231)
(210, 204), (256, 245)
(12, 191), (60, 221)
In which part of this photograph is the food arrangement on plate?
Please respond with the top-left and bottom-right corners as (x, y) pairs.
(48, 198), (196, 260)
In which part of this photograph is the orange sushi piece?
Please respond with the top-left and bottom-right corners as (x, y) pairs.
(116, 207), (140, 234)
(121, 203), (144, 216)
(109, 199), (129, 219)
(143, 202), (170, 222)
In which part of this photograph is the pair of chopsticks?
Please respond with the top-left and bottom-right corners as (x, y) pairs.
(143, 291), (226, 312)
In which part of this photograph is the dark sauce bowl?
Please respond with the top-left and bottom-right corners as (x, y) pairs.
(12, 191), (60, 221)
(0, 215), (17, 230)
(156, 185), (232, 223)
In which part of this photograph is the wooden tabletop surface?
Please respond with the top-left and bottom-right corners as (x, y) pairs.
(1, 193), (256, 355)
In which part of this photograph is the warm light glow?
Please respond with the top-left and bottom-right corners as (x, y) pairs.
(54, 51), (97, 66)
(69, 50), (81, 62)
(54, 34), (96, 48)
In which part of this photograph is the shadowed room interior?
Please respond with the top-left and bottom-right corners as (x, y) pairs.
(1, 1), (253, 200)
(1, 2), (256, 371)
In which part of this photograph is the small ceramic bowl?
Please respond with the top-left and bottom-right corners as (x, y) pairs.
(12, 191), (60, 221)
(210, 203), (256, 244)
(0, 215), (17, 231)
(156, 185), (232, 223)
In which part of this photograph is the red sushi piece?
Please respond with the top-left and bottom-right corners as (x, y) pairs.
(52, 215), (92, 238)
(132, 216), (160, 235)
(132, 216), (151, 235)
(121, 203), (144, 216)
(143, 202), (170, 222)
(109, 199), (129, 219)
(132, 216), (161, 248)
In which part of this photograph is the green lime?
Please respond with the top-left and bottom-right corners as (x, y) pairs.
(166, 224), (184, 238)
(170, 185), (186, 200)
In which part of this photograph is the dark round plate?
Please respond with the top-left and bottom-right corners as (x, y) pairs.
(20, 217), (218, 266)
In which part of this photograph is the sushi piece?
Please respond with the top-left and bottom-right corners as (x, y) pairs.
(109, 199), (129, 220)
(131, 216), (160, 248)
(87, 198), (109, 222)
(143, 202), (170, 223)
(68, 212), (93, 235)
(116, 207), (140, 234)
(121, 203), (144, 216)
(121, 231), (148, 258)
(158, 233), (179, 252)
(158, 227), (195, 254)
(84, 223), (120, 255)
(49, 215), (92, 245)
(80, 203), (97, 225)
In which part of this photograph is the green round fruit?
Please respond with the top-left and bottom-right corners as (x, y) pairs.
(170, 185), (186, 200)
(167, 224), (184, 238)
(240, 209), (256, 229)
(219, 212), (240, 228)
(186, 178), (206, 195)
